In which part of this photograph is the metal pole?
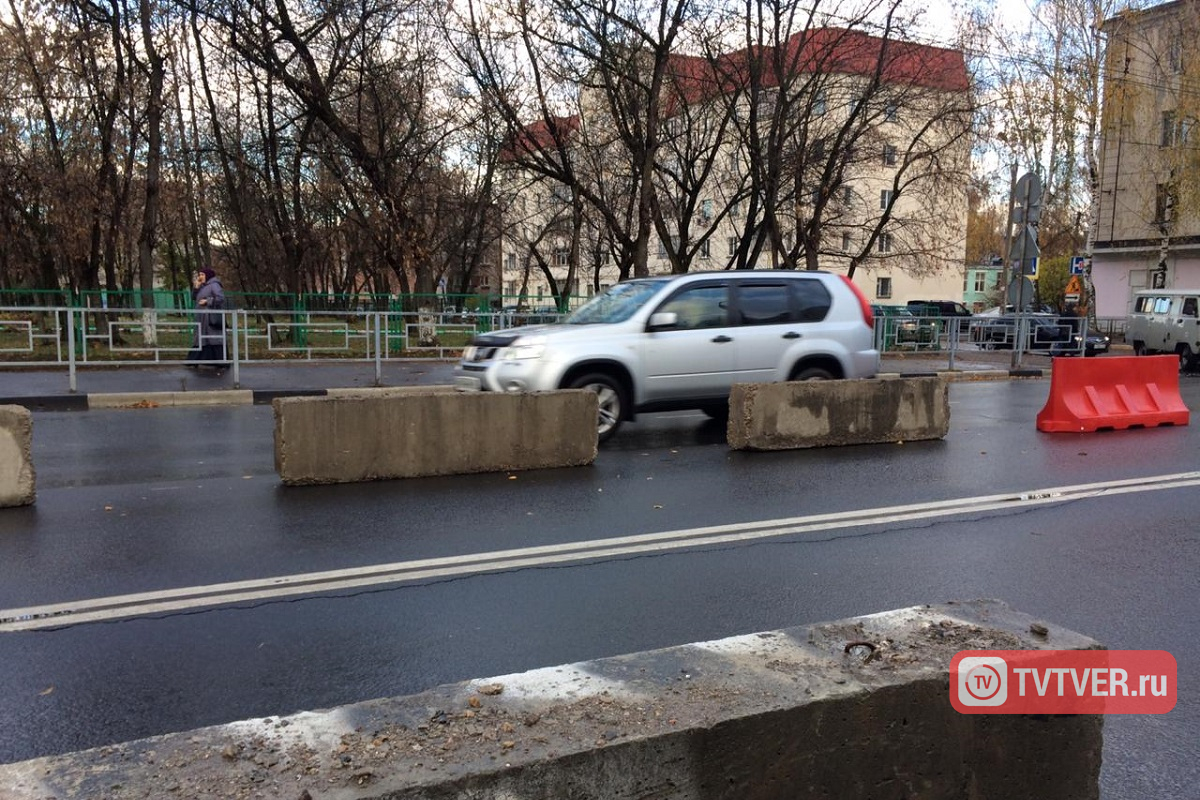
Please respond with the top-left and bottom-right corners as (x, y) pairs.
(67, 308), (77, 393)
(374, 312), (383, 387)
(232, 309), (241, 388)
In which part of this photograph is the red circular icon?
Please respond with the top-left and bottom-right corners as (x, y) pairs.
(965, 664), (1003, 701)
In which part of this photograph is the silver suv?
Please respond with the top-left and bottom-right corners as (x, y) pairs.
(455, 271), (878, 440)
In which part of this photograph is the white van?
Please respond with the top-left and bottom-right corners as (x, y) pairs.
(1127, 289), (1200, 370)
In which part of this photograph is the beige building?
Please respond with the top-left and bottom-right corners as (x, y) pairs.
(498, 28), (971, 309)
(1095, 0), (1200, 317)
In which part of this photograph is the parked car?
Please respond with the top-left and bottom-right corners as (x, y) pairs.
(872, 305), (937, 347)
(907, 300), (973, 317)
(1126, 289), (1200, 371)
(1049, 317), (1110, 357)
(456, 271), (879, 440)
(969, 314), (1072, 351)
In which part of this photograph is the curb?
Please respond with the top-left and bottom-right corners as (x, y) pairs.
(0, 389), (331, 412)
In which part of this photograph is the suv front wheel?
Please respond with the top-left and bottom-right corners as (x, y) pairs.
(568, 373), (626, 441)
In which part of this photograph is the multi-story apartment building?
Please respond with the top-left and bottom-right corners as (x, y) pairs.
(1095, 1), (1200, 316)
(497, 27), (972, 310)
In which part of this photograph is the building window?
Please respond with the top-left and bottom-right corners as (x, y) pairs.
(878, 232), (893, 253)
(843, 185), (853, 204)
(880, 189), (893, 210)
(1169, 33), (1183, 73)
(1155, 183), (1176, 224)
(701, 199), (713, 221)
(841, 232), (852, 251)
(973, 273), (987, 293)
(1156, 110), (1176, 146)
(554, 247), (569, 266)
(884, 101), (899, 122)
(876, 277), (892, 298)
(699, 239), (711, 259)
(505, 253), (517, 271)
(657, 239), (667, 257)
(813, 90), (827, 116)
(728, 236), (738, 257)
(883, 144), (897, 166)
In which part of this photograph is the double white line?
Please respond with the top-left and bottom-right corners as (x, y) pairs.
(4, 472), (1198, 632)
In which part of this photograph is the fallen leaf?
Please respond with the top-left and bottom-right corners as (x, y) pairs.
(468, 696), (482, 708)
(508, 475), (517, 481)
(39, 686), (54, 696)
(653, 504), (664, 509)
(103, 505), (113, 512)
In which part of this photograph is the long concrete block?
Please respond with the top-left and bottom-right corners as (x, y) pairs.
(274, 390), (598, 484)
(0, 600), (1102, 799)
(0, 404), (35, 507)
(728, 376), (950, 450)
(88, 390), (254, 408)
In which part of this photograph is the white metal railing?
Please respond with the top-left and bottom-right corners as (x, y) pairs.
(0, 306), (552, 392)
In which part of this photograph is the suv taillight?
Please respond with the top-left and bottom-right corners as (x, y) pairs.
(840, 275), (874, 329)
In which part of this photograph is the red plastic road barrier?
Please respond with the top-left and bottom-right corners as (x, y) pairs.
(1037, 355), (1190, 432)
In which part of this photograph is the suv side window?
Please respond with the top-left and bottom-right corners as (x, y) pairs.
(736, 283), (794, 325)
(791, 279), (832, 322)
(657, 284), (728, 329)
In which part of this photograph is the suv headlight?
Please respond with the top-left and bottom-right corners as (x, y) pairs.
(500, 336), (547, 360)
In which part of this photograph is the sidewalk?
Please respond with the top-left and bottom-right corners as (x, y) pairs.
(0, 348), (1091, 410)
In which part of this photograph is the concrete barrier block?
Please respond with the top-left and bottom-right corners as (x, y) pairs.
(88, 390), (254, 409)
(0, 404), (35, 507)
(0, 600), (1103, 799)
(274, 390), (598, 485)
(728, 377), (950, 450)
(324, 385), (457, 398)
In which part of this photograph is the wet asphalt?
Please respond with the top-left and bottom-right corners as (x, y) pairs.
(0, 363), (1196, 799)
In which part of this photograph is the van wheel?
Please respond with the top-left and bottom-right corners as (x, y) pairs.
(791, 366), (834, 381)
(1178, 346), (1199, 373)
(568, 373), (625, 441)
(1133, 341), (1146, 356)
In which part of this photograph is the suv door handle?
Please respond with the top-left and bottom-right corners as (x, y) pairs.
(782, 332), (801, 339)
(711, 335), (733, 343)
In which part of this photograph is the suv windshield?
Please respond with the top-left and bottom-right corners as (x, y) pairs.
(565, 279), (666, 324)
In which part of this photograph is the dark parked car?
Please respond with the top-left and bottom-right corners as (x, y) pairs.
(907, 300), (973, 317)
(969, 314), (1072, 351)
(872, 305), (937, 347)
(1049, 317), (1110, 357)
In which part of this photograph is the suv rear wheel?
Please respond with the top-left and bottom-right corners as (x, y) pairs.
(568, 373), (626, 441)
(791, 366), (834, 381)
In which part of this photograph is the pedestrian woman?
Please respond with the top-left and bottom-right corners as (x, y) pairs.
(188, 268), (227, 372)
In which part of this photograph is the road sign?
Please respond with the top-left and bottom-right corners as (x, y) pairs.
(1007, 224), (1040, 266)
(1006, 276), (1035, 307)
(1070, 256), (1091, 275)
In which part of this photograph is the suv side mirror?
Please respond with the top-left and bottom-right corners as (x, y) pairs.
(648, 311), (679, 330)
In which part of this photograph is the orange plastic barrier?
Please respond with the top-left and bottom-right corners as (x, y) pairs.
(1037, 355), (1190, 432)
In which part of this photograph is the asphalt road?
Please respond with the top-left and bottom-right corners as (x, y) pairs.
(0, 378), (1198, 799)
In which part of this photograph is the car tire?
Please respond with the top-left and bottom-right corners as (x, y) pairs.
(1177, 346), (1199, 373)
(790, 366), (835, 380)
(568, 373), (626, 442)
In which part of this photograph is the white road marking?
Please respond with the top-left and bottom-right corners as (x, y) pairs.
(3, 472), (1198, 631)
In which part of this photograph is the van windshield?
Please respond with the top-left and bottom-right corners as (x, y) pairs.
(565, 280), (665, 324)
